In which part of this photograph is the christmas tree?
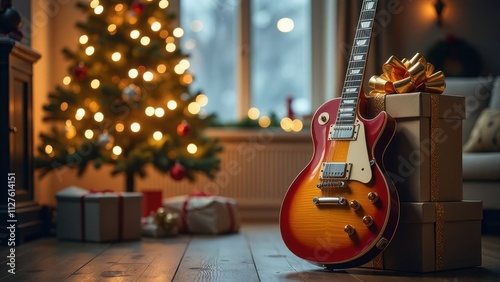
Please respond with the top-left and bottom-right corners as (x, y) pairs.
(35, 0), (222, 192)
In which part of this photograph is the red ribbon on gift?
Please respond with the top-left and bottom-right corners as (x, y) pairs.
(180, 192), (238, 233)
(80, 189), (124, 242)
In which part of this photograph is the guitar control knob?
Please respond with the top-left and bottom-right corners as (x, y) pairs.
(349, 200), (360, 210)
(362, 215), (374, 227)
(367, 192), (379, 203)
(344, 225), (355, 236)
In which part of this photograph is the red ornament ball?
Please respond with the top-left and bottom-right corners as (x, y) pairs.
(170, 163), (186, 181)
(176, 122), (192, 137)
(73, 64), (88, 80)
(131, 1), (145, 15)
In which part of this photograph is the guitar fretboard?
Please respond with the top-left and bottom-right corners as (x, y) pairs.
(337, 0), (378, 125)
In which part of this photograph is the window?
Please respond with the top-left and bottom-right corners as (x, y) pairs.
(180, 0), (335, 124)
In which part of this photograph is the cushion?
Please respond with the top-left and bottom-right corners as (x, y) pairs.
(443, 77), (493, 144)
(463, 108), (500, 152)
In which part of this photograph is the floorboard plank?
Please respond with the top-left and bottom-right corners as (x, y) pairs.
(172, 232), (259, 282)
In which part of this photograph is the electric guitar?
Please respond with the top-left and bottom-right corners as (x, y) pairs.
(279, 0), (399, 269)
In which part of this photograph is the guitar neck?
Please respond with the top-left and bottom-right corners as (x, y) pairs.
(338, 0), (378, 125)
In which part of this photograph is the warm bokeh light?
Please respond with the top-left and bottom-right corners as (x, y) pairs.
(188, 102), (201, 114)
(159, 0), (169, 9)
(131, 122), (141, 132)
(143, 71), (154, 81)
(65, 125), (76, 139)
(259, 116), (271, 128)
(89, 101), (99, 112)
(151, 22), (161, 31)
(115, 123), (125, 132)
(277, 17), (295, 32)
(111, 52), (121, 61)
(114, 4), (123, 12)
(166, 43), (176, 52)
(94, 112), (104, 122)
(128, 68), (138, 78)
(153, 131), (163, 141)
(108, 24), (117, 34)
(179, 59), (190, 69)
(187, 143), (198, 154)
(94, 5), (104, 15)
(190, 20), (203, 32)
(180, 73), (193, 85)
(75, 108), (86, 120)
(79, 35), (88, 44)
(90, 79), (100, 89)
(63, 76), (71, 85)
(145, 106), (155, 116)
(292, 119), (304, 132)
(167, 100), (177, 110)
(248, 107), (260, 120)
(130, 30), (140, 39)
(60, 102), (68, 111)
(173, 27), (184, 37)
(45, 145), (53, 154)
(196, 94), (208, 106)
(140, 36), (151, 46)
(85, 46), (95, 56)
(112, 146), (122, 155)
(90, 0), (99, 9)
(280, 117), (293, 132)
(157, 64), (166, 73)
(155, 107), (165, 117)
(85, 129), (94, 139)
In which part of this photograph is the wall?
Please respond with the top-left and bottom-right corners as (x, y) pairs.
(382, 0), (500, 76)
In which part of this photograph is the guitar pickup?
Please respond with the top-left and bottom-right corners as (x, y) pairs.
(329, 124), (359, 140)
(320, 162), (352, 180)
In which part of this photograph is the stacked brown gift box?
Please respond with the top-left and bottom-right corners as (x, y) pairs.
(364, 55), (483, 273)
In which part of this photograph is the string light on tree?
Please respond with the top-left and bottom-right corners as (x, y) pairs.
(35, 0), (221, 192)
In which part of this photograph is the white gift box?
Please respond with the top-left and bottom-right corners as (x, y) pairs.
(163, 194), (240, 234)
(56, 186), (142, 242)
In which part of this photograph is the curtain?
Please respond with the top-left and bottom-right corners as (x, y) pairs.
(335, 0), (389, 97)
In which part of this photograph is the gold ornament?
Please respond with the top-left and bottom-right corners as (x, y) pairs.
(153, 207), (179, 231)
(368, 53), (446, 96)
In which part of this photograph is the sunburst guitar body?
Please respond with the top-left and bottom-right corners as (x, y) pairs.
(279, 0), (400, 269)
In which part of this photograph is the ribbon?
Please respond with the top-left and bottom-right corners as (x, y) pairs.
(80, 190), (124, 241)
(153, 207), (179, 231)
(435, 202), (445, 270)
(368, 53), (446, 96)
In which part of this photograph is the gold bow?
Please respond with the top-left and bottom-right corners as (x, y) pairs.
(368, 53), (446, 96)
(153, 207), (179, 231)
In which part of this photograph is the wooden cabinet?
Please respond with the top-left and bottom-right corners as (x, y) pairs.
(0, 38), (42, 244)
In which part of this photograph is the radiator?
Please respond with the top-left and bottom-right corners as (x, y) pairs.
(136, 128), (313, 221)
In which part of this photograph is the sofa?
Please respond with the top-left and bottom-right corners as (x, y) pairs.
(443, 76), (500, 233)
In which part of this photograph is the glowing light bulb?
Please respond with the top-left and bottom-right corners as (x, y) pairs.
(140, 36), (150, 46)
(259, 116), (271, 128)
(45, 145), (53, 154)
(130, 30), (140, 39)
(85, 46), (95, 56)
(85, 129), (94, 139)
(167, 100), (177, 110)
(165, 43), (176, 52)
(155, 107), (165, 117)
(248, 107), (260, 120)
(179, 59), (190, 69)
(79, 35), (89, 44)
(188, 102), (201, 114)
(157, 64), (166, 73)
(131, 122), (141, 132)
(145, 106), (155, 116)
(115, 4), (123, 12)
(159, 0), (169, 9)
(90, 0), (99, 8)
(108, 24), (117, 33)
(187, 143), (198, 154)
(151, 22), (161, 31)
(112, 146), (122, 155)
(111, 52), (121, 62)
(196, 94), (208, 106)
(63, 76), (71, 85)
(128, 68), (138, 78)
(173, 27), (184, 38)
(292, 119), (303, 132)
(143, 71), (154, 81)
(180, 74), (193, 85)
(280, 117), (293, 132)
(90, 79), (100, 89)
(75, 108), (86, 120)
(277, 17), (295, 33)
(94, 112), (104, 122)
(115, 123), (124, 132)
(60, 102), (68, 111)
(94, 5), (104, 14)
(153, 131), (163, 141)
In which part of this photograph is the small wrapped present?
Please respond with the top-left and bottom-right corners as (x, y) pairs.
(142, 208), (179, 238)
(367, 201), (482, 272)
(56, 186), (142, 242)
(163, 192), (240, 234)
(141, 189), (163, 217)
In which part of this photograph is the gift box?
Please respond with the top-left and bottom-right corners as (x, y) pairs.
(367, 92), (465, 201)
(368, 200), (482, 272)
(141, 189), (163, 217)
(163, 193), (240, 234)
(56, 186), (142, 242)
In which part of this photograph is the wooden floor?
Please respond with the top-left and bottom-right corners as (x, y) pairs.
(1, 223), (499, 281)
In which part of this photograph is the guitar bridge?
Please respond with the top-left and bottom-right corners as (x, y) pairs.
(320, 162), (352, 180)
